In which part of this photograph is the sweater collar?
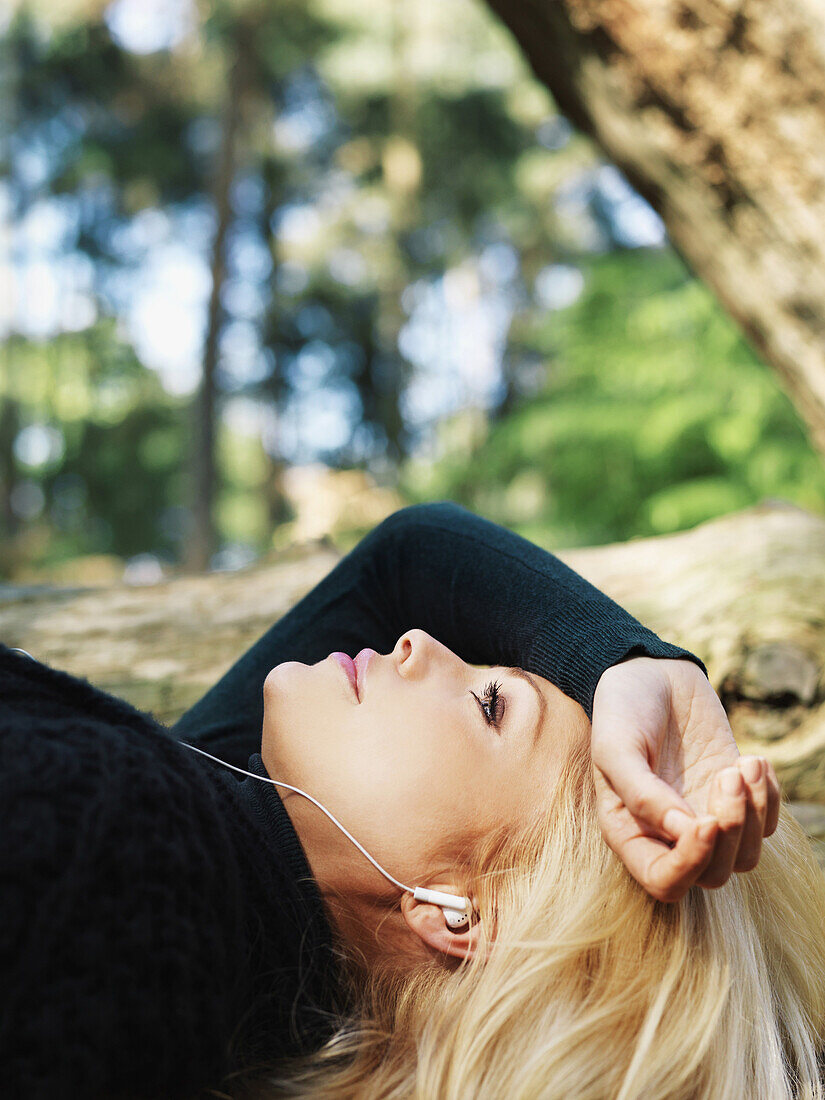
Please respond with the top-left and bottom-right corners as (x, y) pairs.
(231, 753), (351, 1043)
(240, 753), (331, 937)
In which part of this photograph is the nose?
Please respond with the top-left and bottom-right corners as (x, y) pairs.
(393, 628), (455, 680)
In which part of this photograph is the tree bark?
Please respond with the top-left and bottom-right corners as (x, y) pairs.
(484, 0), (825, 452)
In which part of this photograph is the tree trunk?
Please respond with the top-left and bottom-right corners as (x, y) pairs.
(184, 38), (246, 572)
(0, 396), (19, 567)
(484, 0), (825, 452)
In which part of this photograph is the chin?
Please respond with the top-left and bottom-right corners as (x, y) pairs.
(262, 663), (305, 770)
(262, 661), (338, 776)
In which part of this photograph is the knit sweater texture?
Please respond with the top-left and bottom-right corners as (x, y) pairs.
(1, 501), (707, 1098)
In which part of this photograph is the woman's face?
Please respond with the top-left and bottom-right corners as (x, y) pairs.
(261, 629), (590, 916)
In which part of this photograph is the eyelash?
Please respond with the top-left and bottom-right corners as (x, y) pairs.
(471, 679), (506, 730)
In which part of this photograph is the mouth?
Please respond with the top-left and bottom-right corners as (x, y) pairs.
(331, 649), (377, 702)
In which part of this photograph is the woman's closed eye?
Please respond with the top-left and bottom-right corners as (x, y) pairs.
(471, 679), (506, 730)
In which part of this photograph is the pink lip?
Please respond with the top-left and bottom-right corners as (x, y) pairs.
(331, 652), (358, 700)
(354, 648), (376, 699)
(331, 648), (377, 702)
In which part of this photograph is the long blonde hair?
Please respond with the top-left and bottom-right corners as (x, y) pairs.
(235, 738), (825, 1099)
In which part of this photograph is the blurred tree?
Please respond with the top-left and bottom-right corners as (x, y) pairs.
(4, 0), (823, 583)
(186, 0), (340, 569)
(186, 13), (247, 572)
(484, 0), (825, 454)
(0, 322), (187, 576)
(0, 396), (21, 550)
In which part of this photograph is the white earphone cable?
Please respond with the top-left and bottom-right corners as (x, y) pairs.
(182, 741), (414, 894)
(5, 644), (469, 918)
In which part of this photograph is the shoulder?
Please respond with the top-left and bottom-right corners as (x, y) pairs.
(0, 684), (246, 1095)
(1, 684), (230, 856)
(0, 649), (227, 826)
(373, 500), (469, 536)
(1, 699), (243, 929)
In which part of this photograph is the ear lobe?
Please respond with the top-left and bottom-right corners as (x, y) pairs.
(400, 887), (488, 962)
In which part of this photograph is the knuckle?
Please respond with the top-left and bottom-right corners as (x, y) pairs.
(657, 885), (684, 904)
(735, 854), (760, 872)
(632, 792), (655, 820)
(649, 867), (687, 904)
(752, 783), (774, 809)
(751, 794), (768, 818)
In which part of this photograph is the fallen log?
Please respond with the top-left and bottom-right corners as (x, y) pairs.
(2, 500), (824, 814)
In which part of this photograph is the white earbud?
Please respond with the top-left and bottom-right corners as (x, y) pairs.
(412, 886), (472, 931)
(444, 908), (471, 930)
(182, 743), (473, 932)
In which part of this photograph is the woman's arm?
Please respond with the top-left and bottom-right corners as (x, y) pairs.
(364, 502), (706, 710)
(173, 501), (705, 765)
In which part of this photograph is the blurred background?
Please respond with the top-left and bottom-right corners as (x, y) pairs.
(2, 0), (823, 586)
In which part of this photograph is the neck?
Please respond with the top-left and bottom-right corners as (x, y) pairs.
(273, 784), (436, 974)
(259, 741), (441, 973)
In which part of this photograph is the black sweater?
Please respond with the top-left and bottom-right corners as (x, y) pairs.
(0, 502), (707, 1098)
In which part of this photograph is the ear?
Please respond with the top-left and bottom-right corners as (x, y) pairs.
(399, 883), (488, 962)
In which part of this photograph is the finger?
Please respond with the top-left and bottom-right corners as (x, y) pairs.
(733, 755), (768, 872)
(593, 753), (696, 840)
(694, 767), (747, 889)
(620, 814), (719, 904)
(763, 759), (781, 837)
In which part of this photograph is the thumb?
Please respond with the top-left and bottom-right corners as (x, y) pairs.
(596, 751), (696, 839)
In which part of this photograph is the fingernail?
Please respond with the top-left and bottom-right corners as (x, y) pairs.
(722, 769), (744, 795)
(741, 757), (762, 783)
(698, 817), (717, 840)
(663, 808), (693, 836)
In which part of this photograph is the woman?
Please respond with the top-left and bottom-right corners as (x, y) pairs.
(1, 501), (814, 1099)
(261, 736), (825, 1100)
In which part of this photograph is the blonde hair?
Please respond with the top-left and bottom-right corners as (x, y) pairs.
(234, 739), (825, 1099)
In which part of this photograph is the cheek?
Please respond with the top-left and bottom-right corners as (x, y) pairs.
(352, 705), (479, 827)
(303, 701), (447, 838)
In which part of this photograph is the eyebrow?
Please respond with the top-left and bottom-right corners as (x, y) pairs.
(505, 666), (548, 749)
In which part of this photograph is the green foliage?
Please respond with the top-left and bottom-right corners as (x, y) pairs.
(1, 323), (187, 569)
(401, 249), (825, 548)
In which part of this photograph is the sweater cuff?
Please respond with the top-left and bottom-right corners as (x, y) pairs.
(532, 625), (708, 722)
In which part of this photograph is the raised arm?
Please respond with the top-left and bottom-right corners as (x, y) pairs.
(173, 501), (705, 763)
(360, 501), (706, 713)
(360, 504), (778, 901)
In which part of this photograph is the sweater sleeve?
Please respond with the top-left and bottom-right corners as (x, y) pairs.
(174, 501), (706, 762)
(361, 502), (707, 718)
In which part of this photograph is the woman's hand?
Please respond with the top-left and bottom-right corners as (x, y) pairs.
(590, 656), (781, 903)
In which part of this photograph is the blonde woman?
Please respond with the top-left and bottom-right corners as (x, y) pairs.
(3, 501), (814, 1100)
